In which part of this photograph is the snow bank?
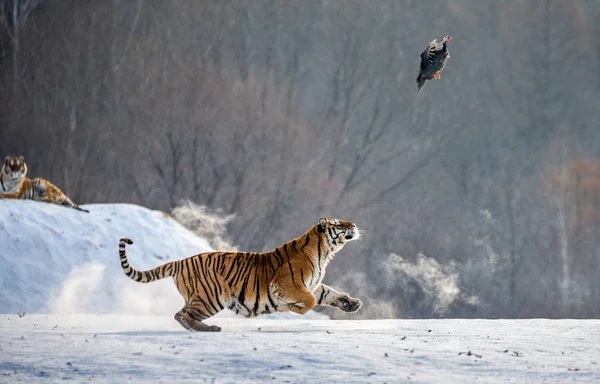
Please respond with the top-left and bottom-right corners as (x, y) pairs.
(0, 199), (212, 315)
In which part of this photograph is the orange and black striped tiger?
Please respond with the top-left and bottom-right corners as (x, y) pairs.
(119, 217), (363, 332)
(0, 156), (89, 213)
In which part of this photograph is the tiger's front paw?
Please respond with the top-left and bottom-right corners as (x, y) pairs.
(335, 295), (363, 313)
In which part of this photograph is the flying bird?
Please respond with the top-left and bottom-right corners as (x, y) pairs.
(416, 35), (452, 91)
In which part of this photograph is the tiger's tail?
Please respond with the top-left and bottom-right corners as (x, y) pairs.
(118, 238), (175, 283)
(59, 196), (89, 213)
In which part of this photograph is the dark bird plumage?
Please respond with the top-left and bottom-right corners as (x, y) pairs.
(416, 36), (451, 91)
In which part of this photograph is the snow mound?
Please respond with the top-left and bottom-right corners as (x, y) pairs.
(0, 199), (327, 320)
(0, 199), (212, 315)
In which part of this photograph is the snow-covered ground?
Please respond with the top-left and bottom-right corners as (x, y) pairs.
(2, 199), (600, 383)
(2, 315), (600, 383)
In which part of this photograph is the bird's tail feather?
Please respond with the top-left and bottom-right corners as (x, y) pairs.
(416, 76), (426, 91)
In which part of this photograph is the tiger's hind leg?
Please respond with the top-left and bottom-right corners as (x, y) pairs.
(173, 267), (231, 332)
(35, 180), (89, 213)
(176, 275), (232, 332)
(175, 307), (218, 332)
(177, 298), (222, 332)
(174, 307), (195, 331)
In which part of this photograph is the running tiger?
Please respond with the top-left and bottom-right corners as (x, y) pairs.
(0, 156), (89, 213)
(119, 217), (363, 332)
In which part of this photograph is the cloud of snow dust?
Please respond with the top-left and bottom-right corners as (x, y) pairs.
(171, 201), (238, 251)
(48, 261), (182, 316)
(49, 262), (108, 314)
(331, 251), (482, 319)
(360, 252), (481, 318)
(384, 253), (479, 315)
(328, 272), (398, 320)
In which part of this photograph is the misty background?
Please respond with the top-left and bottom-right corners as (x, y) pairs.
(1, 0), (600, 319)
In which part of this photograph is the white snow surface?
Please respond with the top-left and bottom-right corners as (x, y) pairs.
(1, 315), (600, 383)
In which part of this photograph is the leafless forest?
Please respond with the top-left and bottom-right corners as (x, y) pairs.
(2, 0), (600, 319)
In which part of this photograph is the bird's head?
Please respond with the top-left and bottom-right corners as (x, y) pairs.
(443, 36), (452, 43)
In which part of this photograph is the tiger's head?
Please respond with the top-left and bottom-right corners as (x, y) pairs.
(2, 156), (27, 180)
(316, 217), (361, 250)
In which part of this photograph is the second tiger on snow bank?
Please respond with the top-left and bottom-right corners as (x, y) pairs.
(0, 156), (89, 212)
(118, 217), (363, 332)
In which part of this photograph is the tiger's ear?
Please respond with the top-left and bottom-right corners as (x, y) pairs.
(19, 156), (24, 162)
(318, 217), (328, 232)
(4, 156), (9, 163)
